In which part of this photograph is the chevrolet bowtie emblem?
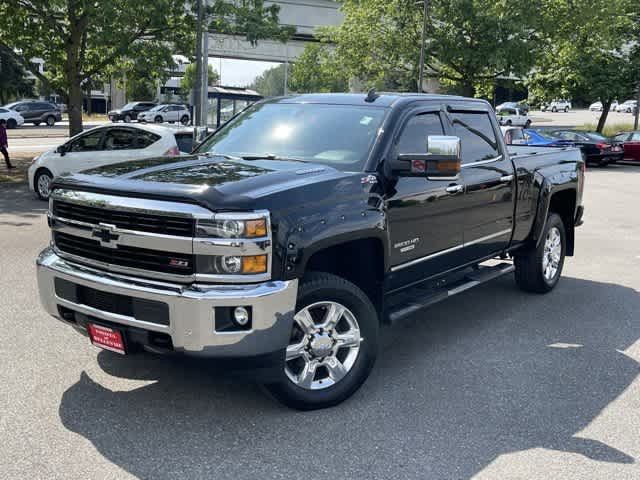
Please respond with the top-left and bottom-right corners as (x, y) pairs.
(92, 223), (119, 248)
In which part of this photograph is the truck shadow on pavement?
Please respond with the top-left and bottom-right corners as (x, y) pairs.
(0, 184), (47, 223)
(58, 276), (638, 479)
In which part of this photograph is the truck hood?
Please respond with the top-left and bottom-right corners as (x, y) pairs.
(51, 154), (359, 212)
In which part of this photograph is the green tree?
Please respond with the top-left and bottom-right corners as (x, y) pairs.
(289, 44), (349, 93)
(0, 0), (193, 136)
(528, 0), (640, 132)
(181, 63), (220, 94)
(251, 64), (286, 96)
(296, 0), (535, 95)
(0, 48), (34, 105)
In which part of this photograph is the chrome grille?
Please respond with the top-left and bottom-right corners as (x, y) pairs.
(52, 200), (194, 237)
(54, 232), (195, 275)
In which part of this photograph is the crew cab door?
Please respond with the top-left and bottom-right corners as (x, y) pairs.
(385, 107), (465, 291)
(445, 107), (516, 261)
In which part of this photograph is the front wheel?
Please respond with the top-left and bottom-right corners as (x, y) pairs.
(551, 107), (557, 112)
(154, 115), (163, 123)
(514, 213), (566, 293)
(564, 107), (569, 113)
(124, 114), (132, 123)
(6, 119), (17, 129)
(35, 169), (54, 201)
(46, 115), (56, 126)
(180, 115), (190, 126)
(264, 272), (379, 410)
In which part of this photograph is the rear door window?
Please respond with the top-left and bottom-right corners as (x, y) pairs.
(136, 130), (161, 149)
(104, 128), (137, 150)
(449, 112), (500, 164)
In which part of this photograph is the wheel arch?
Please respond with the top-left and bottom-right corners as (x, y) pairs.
(532, 184), (577, 256)
(301, 236), (386, 315)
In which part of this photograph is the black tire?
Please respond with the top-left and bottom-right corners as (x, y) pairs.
(124, 114), (132, 123)
(6, 119), (17, 129)
(551, 107), (557, 112)
(33, 121), (41, 126)
(180, 115), (189, 126)
(564, 107), (569, 113)
(34, 169), (54, 201)
(264, 272), (379, 410)
(514, 213), (566, 293)
(46, 115), (56, 126)
(506, 119), (512, 126)
(154, 115), (163, 123)
(525, 120), (532, 128)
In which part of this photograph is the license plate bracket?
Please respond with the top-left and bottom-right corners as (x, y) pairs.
(87, 323), (126, 355)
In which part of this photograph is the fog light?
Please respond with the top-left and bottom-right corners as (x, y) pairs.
(234, 306), (250, 326)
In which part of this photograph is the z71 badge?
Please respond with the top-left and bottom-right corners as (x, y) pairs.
(394, 237), (420, 253)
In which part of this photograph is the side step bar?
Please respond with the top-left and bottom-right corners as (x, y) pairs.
(386, 262), (515, 324)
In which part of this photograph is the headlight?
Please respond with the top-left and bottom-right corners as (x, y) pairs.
(197, 254), (267, 275)
(196, 218), (267, 238)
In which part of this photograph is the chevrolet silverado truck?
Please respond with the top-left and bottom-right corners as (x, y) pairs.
(36, 93), (585, 410)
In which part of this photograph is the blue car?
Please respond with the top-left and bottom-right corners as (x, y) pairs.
(502, 126), (573, 147)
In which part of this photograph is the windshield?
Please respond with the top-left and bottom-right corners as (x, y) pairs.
(4, 102), (19, 109)
(195, 102), (387, 171)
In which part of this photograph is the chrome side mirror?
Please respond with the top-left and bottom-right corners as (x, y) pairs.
(393, 135), (462, 179)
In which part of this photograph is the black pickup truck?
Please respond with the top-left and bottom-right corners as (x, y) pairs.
(36, 93), (584, 410)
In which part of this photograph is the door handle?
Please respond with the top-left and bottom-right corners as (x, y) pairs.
(500, 175), (514, 183)
(445, 184), (464, 194)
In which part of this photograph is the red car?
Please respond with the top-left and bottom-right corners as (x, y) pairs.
(613, 131), (640, 162)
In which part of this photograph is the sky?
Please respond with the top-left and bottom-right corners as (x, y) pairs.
(209, 57), (280, 87)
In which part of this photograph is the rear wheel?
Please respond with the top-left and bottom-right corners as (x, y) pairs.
(180, 115), (189, 126)
(506, 119), (512, 126)
(46, 115), (56, 126)
(264, 272), (378, 410)
(564, 107), (569, 113)
(124, 114), (132, 123)
(525, 120), (532, 128)
(34, 169), (54, 201)
(515, 213), (566, 293)
(6, 119), (17, 129)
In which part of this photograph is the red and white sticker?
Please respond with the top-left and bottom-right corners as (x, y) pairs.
(87, 323), (126, 354)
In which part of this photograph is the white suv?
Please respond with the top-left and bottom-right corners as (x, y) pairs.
(616, 100), (637, 113)
(138, 104), (191, 125)
(544, 100), (572, 113)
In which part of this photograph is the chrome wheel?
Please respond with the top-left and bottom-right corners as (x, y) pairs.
(37, 173), (52, 199)
(542, 226), (562, 281)
(285, 301), (362, 390)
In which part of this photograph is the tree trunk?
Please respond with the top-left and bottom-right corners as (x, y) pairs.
(596, 99), (611, 133)
(67, 78), (84, 136)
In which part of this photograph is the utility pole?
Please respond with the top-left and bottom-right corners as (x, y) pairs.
(193, 0), (204, 127)
(202, 12), (209, 127)
(417, 0), (429, 93)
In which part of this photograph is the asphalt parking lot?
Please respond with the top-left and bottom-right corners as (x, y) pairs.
(0, 165), (638, 479)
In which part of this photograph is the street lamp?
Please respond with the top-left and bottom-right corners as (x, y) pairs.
(416, 0), (429, 93)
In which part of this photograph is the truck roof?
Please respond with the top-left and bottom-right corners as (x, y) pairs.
(272, 92), (485, 108)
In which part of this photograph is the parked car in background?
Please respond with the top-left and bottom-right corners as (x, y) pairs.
(4, 100), (62, 126)
(0, 107), (25, 129)
(28, 124), (184, 200)
(543, 100), (572, 113)
(548, 129), (624, 166)
(589, 101), (618, 112)
(501, 127), (573, 147)
(496, 101), (530, 114)
(496, 107), (531, 127)
(108, 102), (157, 122)
(137, 104), (191, 125)
(612, 131), (640, 163)
(615, 100), (637, 113)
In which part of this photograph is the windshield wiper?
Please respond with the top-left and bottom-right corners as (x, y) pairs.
(200, 152), (242, 161)
(240, 153), (307, 162)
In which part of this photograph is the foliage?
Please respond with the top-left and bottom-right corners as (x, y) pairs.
(527, 0), (640, 131)
(182, 63), (220, 95)
(289, 44), (349, 93)
(250, 64), (287, 97)
(207, 0), (295, 44)
(298, 0), (535, 94)
(0, 48), (34, 105)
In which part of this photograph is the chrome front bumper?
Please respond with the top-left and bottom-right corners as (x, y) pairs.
(36, 247), (298, 357)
